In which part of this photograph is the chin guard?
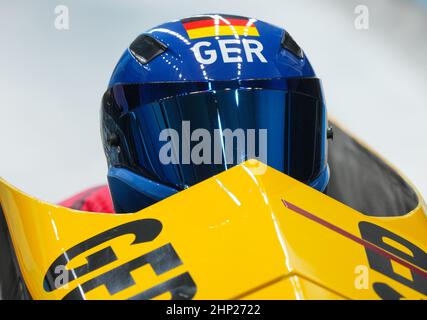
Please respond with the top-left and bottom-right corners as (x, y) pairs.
(107, 167), (178, 213)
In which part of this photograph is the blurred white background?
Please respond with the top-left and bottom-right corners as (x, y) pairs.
(0, 0), (426, 203)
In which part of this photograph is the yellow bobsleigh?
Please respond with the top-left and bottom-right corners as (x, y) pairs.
(0, 122), (426, 300)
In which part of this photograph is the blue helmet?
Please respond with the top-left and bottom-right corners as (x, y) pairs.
(101, 14), (330, 213)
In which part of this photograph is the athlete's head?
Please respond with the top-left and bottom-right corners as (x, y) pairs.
(101, 14), (330, 212)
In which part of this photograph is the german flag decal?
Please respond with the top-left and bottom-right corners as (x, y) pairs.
(181, 15), (259, 40)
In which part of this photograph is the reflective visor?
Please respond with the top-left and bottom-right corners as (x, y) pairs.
(102, 78), (327, 190)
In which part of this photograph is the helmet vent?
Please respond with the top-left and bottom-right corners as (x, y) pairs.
(281, 31), (304, 59)
(129, 34), (167, 64)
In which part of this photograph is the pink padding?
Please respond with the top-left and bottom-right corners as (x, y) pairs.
(59, 185), (115, 213)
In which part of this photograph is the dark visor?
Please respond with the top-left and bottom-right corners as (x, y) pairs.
(102, 78), (327, 190)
